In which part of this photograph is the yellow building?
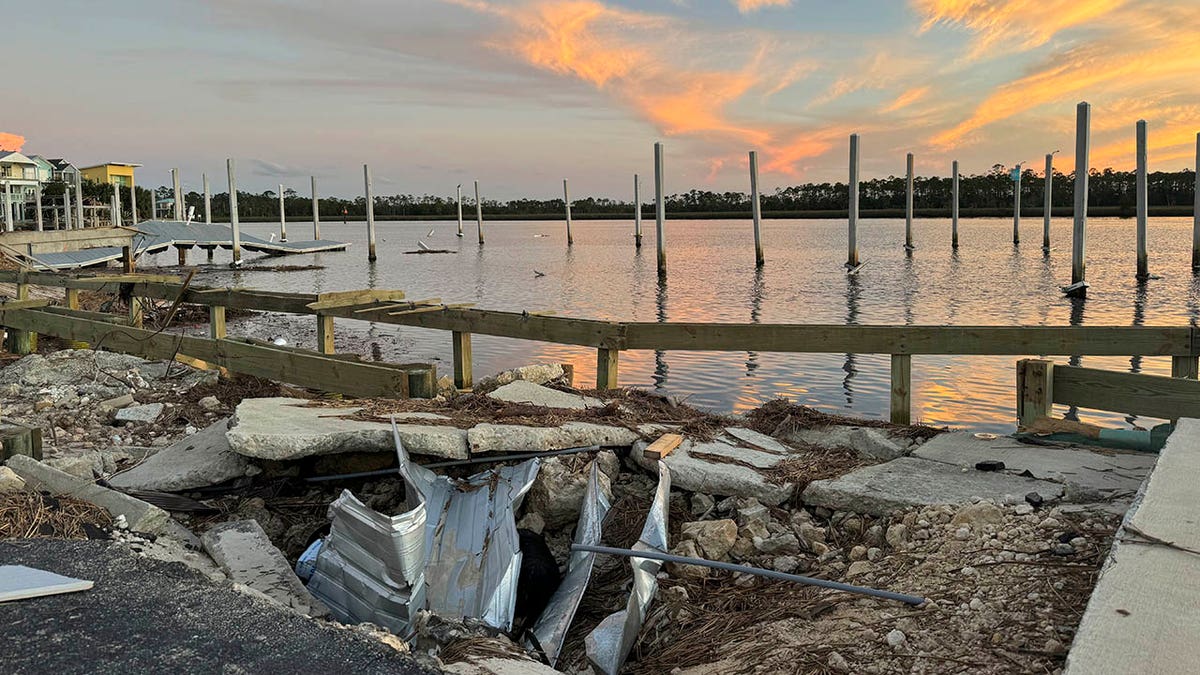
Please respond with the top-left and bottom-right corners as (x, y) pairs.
(79, 162), (140, 188)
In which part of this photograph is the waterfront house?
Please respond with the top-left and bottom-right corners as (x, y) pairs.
(48, 158), (79, 184)
(0, 150), (40, 227)
(79, 162), (140, 188)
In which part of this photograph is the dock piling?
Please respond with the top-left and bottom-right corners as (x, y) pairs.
(564, 179), (573, 246)
(633, 173), (643, 248)
(278, 183), (286, 242)
(654, 142), (666, 275)
(1136, 120), (1149, 280)
(110, 185), (120, 228)
(890, 353), (911, 425)
(951, 161), (960, 248)
(63, 187), (71, 229)
(364, 164), (377, 262)
(474, 180), (484, 244)
(750, 150), (764, 266)
(73, 172), (83, 231)
(452, 331), (472, 389)
(172, 168), (182, 221)
(847, 134), (860, 268)
(1070, 102), (1091, 293)
(311, 176), (320, 240)
(3, 181), (12, 232)
(227, 158), (241, 267)
(456, 184), (464, 237)
(34, 182), (42, 231)
(904, 152), (914, 249)
(1194, 133), (1200, 270)
(1012, 163), (1022, 245)
(1043, 154), (1053, 250)
(202, 173), (210, 224)
(129, 184), (137, 226)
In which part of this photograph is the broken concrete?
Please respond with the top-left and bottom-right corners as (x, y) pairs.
(912, 432), (1155, 503)
(632, 430), (794, 505)
(115, 403), (164, 424)
(485, 380), (601, 410)
(5, 454), (174, 534)
(201, 519), (329, 617)
(0, 465), (26, 493)
(801, 456), (1064, 516)
(526, 455), (614, 529)
(467, 422), (639, 454)
(444, 656), (562, 674)
(785, 425), (911, 460)
(229, 398), (468, 460)
(473, 363), (565, 393)
(109, 418), (260, 492)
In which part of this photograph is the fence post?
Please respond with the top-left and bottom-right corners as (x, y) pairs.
(1016, 359), (1054, 427)
(317, 314), (334, 354)
(65, 287), (80, 310)
(5, 281), (33, 354)
(890, 354), (911, 425)
(452, 330), (472, 389)
(596, 348), (620, 389)
(209, 305), (227, 339)
(1171, 355), (1198, 379)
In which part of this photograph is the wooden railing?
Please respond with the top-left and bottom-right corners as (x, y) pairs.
(1017, 358), (1200, 426)
(1, 270), (1197, 423)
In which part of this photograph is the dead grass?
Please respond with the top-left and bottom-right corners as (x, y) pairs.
(0, 491), (112, 539)
(760, 444), (874, 491)
(745, 398), (944, 441)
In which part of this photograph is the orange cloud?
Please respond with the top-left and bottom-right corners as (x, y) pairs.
(914, 0), (1128, 59)
(881, 86), (931, 113)
(0, 132), (24, 152)
(1091, 124), (1200, 169)
(732, 0), (791, 12)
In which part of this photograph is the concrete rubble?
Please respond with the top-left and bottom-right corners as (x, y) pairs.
(201, 519), (330, 617)
(632, 428), (795, 505)
(109, 418), (260, 492)
(485, 380), (602, 410)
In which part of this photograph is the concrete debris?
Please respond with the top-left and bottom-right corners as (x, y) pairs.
(0, 465), (27, 493)
(109, 418), (259, 492)
(444, 657), (561, 674)
(786, 425), (912, 460)
(680, 519), (738, 561)
(467, 422), (638, 455)
(201, 519), (330, 617)
(485, 380), (602, 410)
(97, 393), (135, 413)
(473, 363), (565, 393)
(526, 455), (614, 529)
(0, 349), (213, 399)
(632, 430), (794, 505)
(228, 398), (468, 460)
(114, 403), (164, 424)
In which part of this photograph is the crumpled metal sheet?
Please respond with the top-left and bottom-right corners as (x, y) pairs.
(394, 420), (541, 631)
(585, 460), (672, 675)
(527, 461), (612, 665)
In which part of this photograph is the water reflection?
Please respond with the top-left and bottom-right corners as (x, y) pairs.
(1064, 296), (1087, 422)
(842, 272), (861, 408)
(653, 275), (668, 391)
(746, 266), (765, 377)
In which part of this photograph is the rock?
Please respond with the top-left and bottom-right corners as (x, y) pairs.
(786, 425), (909, 460)
(773, 555), (799, 573)
(885, 524), (908, 548)
(954, 527), (971, 540)
(1025, 491), (1045, 507)
(735, 498), (770, 526)
(0, 466), (26, 493)
(866, 547), (882, 561)
(846, 560), (873, 577)
(680, 519), (738, 560)
(666, 539), (709, 580)
(631, 436), (793, 505)
(485, 380), (601, 410)
(729, 537), (756, 560)
(886, 629), (906, 647)
(473, 364), (566, 393)
(444, 657), (562, 675)
(849, 545), (867, 561)
(596, 450), (621, 481)
(201, 520), (329, 617)
(229, 398), (468, 460)
(1014, 503), (1034, 515)
(690, 493), (716, 517)
(198, 396), (222, 412)
(802, 457), (1064, 516)
(109, 419), (259, 492)
(468, 422), (638, 455)
(525, 456), (613, 529)
(969, 597), (985, 611)
(974, 460), (1005, 471)
(827, 651), (850, 673)
(516, 512), (545, 535)
(950, 501), (1005, 527)
(115, 403), (164, 424)
(755, 533), (800, 555)
(34, 399), (53, 412)
(1038, 517), (1061, 530)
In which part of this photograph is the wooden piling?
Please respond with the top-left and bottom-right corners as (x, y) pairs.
(227, 158), (241, 267)
(654, 142), (666, 275)
(1171, 355), (1198, 379)
(1071, 102), (1090, 290)
(110, 186), (120, 228)
(904, 152), (914, 249)
(311, 176), (321, 240)
(129, 183), (137, 226)
(364, 164), (377, 262)
(1016, 359), (1054, 427)
(1043, 154), (1053, 250)
(951, 161), (960, 249)
(121, 246), (135, 273)
(209, 305), (226, 339)
(172, 168), (182, 221)
(750, 151), (764, 266)
(317, 314), (335, 354)
(456, 184), (464, 237)
(847, 134), (860, 267)
(2, 182), (11, 232)
(1012, 163), (1022, 245)
(1136, 120), (1149, 280)
(890, 353), (911, 425)
(452, 330), (472, 389)
(278, 183), (287, 242)
(176, 245), (188, 266)
(597, 348), (620, 389)
(633, 171), (643, 248)
(474, 180), (484, 245)
(73, 171), (83, 231)
(564, 178), (573, 246)
(203, 173), (211, 224)
(1194, 133), (1200, 269)
(34, 182), (43, 231)
(63, 187), (71, 229)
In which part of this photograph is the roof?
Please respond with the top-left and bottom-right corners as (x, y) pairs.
(48, 159), (76, 171)
(0, 151), (36, 165)
(79, 162), (143, 170)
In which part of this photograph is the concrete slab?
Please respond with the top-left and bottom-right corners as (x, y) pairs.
(201, 519), (329, 617)
(109, 418), (260, 492)
(115, 403), (164, 424)
(913, 432), (1155, 502)
(485, 380), (602, 410)
(1065, 418), (1200, 675)
(801, 457), (1064, 516)
(228, 398), (468, 460)
(632, 434), (794, 505)
(467, 422), (639, 454)
(785, 425), (911, 460)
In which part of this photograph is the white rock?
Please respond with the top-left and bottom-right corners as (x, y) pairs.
(474, 363), (566, 392)
(115, 403), (164, 424)
(526, 456), (613, 529)
(486, 380), (601, 410)
(0, 466), (26, 493)
(886, 629), (907, 647)
(680, 519), (738, 560)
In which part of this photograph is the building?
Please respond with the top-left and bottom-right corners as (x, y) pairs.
(27, 155), (54, 182)
(0, 150), (40, 228)
(79, 162), (140, 188)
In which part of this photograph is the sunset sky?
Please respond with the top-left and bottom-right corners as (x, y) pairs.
(7, 0), (1199, 198)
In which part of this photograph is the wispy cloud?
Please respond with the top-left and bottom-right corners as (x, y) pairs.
(881, 86), (931, 113)
(732, 0), (791, 13)
(914, 0), (1128, 59)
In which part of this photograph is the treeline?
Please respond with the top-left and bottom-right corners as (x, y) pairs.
(38, 165), (1199, 222)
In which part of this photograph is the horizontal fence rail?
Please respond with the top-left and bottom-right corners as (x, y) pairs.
(2, 271), (1198, 424)
(1018, 358), (1200, 424)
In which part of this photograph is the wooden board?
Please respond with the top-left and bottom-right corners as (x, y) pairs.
(1053, 365), (1200, 420)
(643, 433), (683, 460)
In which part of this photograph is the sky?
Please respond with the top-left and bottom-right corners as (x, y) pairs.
(5, 0), (1199, 199)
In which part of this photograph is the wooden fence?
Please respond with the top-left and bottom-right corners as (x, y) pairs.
(1017, 358), (1200, 426)
(1, 270), (1197, 422)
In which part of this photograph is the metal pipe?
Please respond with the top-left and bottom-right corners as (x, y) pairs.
(304, 444), (603, 482)
(573, 543), (927, 606)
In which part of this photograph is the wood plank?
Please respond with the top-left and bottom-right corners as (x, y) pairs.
(0, 227), (136, 253)
(316, 314), (334, 355)
(643, 433), (683, 460)
(0, 299), (51, 311)
(40, 306), (127, 325)
(384, 308), (626, 348)
(306, 290), (409, 312)
(209, 305), (226, 339)
(596, 347), (620, 390)
(1171, 355), (1199, 379)
(452, 331), (472, 390)
(1016, 359), (1054, 428)
(1053, 365), (1200, 420)
(890, 353), (911, 425)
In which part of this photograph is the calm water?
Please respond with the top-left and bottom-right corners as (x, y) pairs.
(149, 216), (1200, 433)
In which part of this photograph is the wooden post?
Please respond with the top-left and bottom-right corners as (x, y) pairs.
(1012, 163), (1021, 245)
(110, 185), (119, 228)
(63, 187), (72, 229)
(172, 168), (182, 221)
(452, 330), (472, 389)
(203, 173), (211, 224)
(1136, 120), (1149, 280)
(890, 353), (911, 425)
(209, 305), (226, 339)
(176, 245), (188, 266)
(597, 348), (619, 390)
(278, 183), (287, 242)
(34, 182), (43, 231)
(474, 180), (484, 244)
(633, 171), (643, 248)
(128, 294), (143, 328)
(1043, 153), (1053, 250)
(564, 178), (573, 246)
(654, 142), (666, 275)
(364, 164), (377, 262)
(456, 184), (464, 237)
(1194, 133), (1200, 269)
(750, 150), (764, 266)
(904, 152), (914, 249)
(317, 314), (334, 354)
(121, 245), (135, 273)
(847, 134), (860, 267)
(227, 158), (241, 267)
(311, 175), (321, 240)
(73, 171), (83, 230)
(1071, 102), (1090, 289)
(129, 183), (137, 226)
(65, 288), (79, 310)
(2, 181), (11, 232)
(1016, 359), (1054, 427)
(1170, 355), (1198, 379)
